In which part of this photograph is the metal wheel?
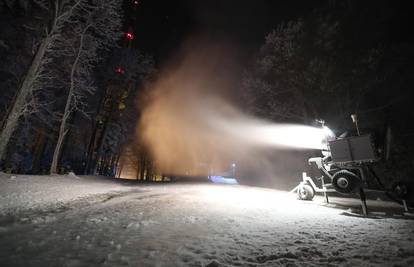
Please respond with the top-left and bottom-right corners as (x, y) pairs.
(298, 184), (315, 200)
(332, 170), (361, 194)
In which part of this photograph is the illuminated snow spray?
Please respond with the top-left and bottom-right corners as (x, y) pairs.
(206, 120), (335, 185)
(210, 119), (335, 150)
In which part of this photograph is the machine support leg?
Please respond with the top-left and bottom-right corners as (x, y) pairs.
(290, 184), (299, 194)
(324, 191), (329, 204)
(402, 199), (409, 213)
(321, 178), (329, 204)
(359, 188), (368, 216)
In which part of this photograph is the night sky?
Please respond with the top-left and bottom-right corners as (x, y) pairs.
(128, 0), (413, 64)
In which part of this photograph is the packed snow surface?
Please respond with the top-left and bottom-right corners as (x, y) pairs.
(1, 173), (414, 266)
(0, 173), (137, 216)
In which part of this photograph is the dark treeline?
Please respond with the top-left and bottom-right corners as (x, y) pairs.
(0, 0), (155, 176)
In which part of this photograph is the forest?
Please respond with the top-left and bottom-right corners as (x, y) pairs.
(0, 0), (156, 178)
(1, 0), (413, 183)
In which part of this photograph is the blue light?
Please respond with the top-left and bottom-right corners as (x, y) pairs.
(209, 176), (239, 185)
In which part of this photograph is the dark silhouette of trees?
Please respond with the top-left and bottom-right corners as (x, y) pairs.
(242, 16), (383, 127)
(84, 48), (155, 176)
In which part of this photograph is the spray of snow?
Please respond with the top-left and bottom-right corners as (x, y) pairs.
(209, 116), (332, 150)
(138, 39), (329, 176)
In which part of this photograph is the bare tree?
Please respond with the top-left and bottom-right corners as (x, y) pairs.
(49, 0), (122, 174)
(0, 0), (73, 160)
(0, 0), (121, 162)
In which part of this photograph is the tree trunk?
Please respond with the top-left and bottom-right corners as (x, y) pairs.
(117, 160), (123, 178)
(50, 126), (68, 174)
(83, 121), (99, 174)
(102, 155), (110, 175)
(50, 29), (88, 174)
(140, 156), (146, 180)
(0, 82), (21, 131)
(0, 38), (49, 162)
(31, 130), (47, 173)
(83, 85), (110, 174)
(113, 152), (121, 177)
(92, 119), (110, 174)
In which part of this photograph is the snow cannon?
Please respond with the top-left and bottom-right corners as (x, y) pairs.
(291, 114), (411, 216)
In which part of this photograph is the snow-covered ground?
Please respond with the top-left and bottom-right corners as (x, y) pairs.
(0, 172), (138, 217)
(1, 173), (414, 266)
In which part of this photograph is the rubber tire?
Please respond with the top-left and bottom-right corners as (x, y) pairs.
(332, 170), (361, 194)
(391, 182), (408, 198)
(298, 184), (315, 201)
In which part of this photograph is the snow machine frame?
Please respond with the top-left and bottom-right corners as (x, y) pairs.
(291, 120), (410, 216)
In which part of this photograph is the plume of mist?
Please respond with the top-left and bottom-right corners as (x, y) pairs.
(138, 39), (328, 179)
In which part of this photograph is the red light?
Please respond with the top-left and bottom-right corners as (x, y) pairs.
(126, 32), (134, 41)
(115, 66), (125, 74)
(133, 0), (139, 5)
